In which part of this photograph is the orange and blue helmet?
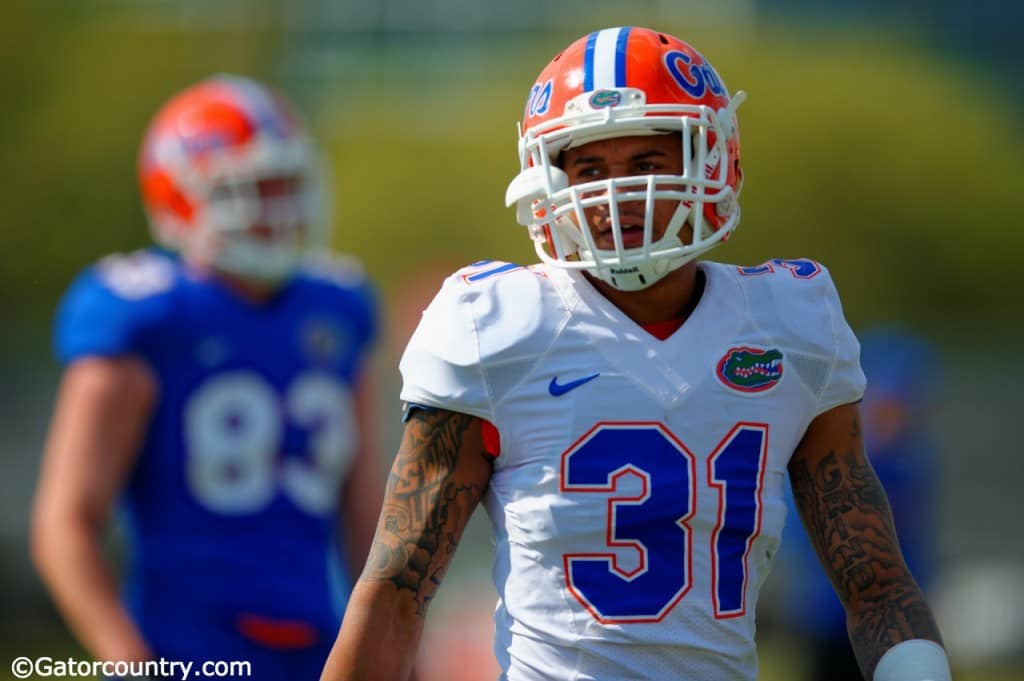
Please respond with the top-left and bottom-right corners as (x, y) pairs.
(506, 27), (745, 291)
(139, 75), (326, 283)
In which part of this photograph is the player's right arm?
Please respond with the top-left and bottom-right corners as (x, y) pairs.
(30, 355), (157, 663)
(320, 406), (493, 681)
(31, 253), (174, 663)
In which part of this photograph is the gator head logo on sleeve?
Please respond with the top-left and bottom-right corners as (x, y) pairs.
(716, 346), (784, 393)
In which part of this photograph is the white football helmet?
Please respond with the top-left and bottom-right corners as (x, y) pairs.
(138, 75), (327, 284)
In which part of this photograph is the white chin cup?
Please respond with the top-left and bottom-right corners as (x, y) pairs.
(191, 175), (320, 283)
(582, 243), (693, 292)
(212, 236), (302, 283)
(594, 256), (689, 292)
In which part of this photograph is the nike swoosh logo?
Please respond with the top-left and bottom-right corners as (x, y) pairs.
(548, 373), (600, 397)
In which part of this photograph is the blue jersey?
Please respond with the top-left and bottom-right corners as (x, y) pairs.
(54, 249), (377, 673)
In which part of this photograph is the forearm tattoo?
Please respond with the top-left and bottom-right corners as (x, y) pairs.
(789, 415), (942, 677)
(362, 409), (488, 616)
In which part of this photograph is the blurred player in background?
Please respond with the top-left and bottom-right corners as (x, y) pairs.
(774, 326), (943, 680)
(323, 26), (950, 681)
(31, 75), (381, 680)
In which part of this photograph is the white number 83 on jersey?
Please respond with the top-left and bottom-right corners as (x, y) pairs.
(184, 370), (355, 516)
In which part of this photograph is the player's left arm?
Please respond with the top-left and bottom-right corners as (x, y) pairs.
(339, 367), (384, 579)
(788, 401), (950, 681)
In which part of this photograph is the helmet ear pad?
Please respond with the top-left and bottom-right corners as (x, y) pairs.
(140, 168), (198, 250)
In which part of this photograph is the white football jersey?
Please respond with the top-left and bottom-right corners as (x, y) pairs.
(400, 259), (865, 681)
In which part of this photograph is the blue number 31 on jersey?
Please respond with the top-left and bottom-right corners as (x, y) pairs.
(560, 422), (768, 624)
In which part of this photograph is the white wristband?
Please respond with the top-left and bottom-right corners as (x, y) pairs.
(873, 639), (951, 681)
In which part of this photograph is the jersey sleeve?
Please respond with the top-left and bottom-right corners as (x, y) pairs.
(339, 271), (379, 362)
(357, 285), (378, 360)
(301, 252), (379, 367)
(53, 252), (175, 365)
(343, 277), (379, 383)
(398, 274), (493, 421)
(816, 268), (866, 414)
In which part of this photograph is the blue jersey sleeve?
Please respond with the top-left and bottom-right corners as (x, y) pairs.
(351, 278), (378, 358)
(53, 252), (177, 365)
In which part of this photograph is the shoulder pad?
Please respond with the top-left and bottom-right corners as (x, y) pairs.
(299, 251), (368, 290)
(54, 250), (180, 363)
(448, 261), (563, 366)
(729, 258), (865, 413)
(399, 260), (564, 416)
(95, 250), (177, 300)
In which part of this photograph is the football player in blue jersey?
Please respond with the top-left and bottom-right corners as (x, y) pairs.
(31, 75), (383, 680)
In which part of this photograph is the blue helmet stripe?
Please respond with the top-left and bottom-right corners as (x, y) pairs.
(615, 27), (632, 87)
(583, 31), (599, 92)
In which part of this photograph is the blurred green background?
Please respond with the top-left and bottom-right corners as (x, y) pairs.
(2, 1), (1022, 680)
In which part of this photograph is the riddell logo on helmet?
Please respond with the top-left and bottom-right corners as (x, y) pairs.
(589, 90), (622, 109)
(610, 265), (640, 275)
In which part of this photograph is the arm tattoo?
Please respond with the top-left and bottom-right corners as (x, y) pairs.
(362, 409), (489, 616)
(789, 415), (942, 677)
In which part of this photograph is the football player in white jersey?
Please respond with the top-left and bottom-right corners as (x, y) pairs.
(322, 27), (950, 681)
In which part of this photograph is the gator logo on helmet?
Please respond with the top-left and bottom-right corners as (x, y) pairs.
(716, 346), (783, 393)
(588, 89), (622, 109)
